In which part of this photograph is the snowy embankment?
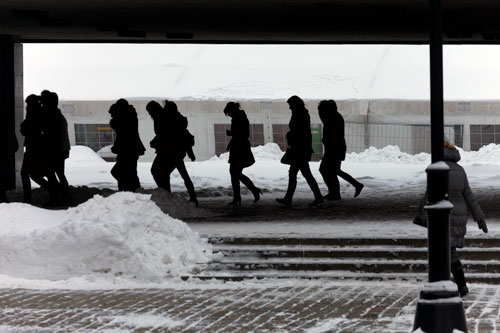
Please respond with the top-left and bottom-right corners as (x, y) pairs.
(0, 192), (213, 287)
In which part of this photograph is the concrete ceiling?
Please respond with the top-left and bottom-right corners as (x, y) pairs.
(1, 0), (500, 44)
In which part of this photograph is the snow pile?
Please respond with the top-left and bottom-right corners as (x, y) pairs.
(96, 144), (117, 159)
(0, 192), (212, 282)
(345, 144), (500, 165)
(210, 143), (284, 162)
(346, 145), (431, 164)
(67, 145), (106, 164)
(252, 143), (284, 160)
(458, 143), (500, 164)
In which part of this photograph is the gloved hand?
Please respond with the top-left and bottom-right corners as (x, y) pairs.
(477, 219), (488, 233)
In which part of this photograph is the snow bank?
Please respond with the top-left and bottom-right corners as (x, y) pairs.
(210, 143), (284, 162)
(347, 144), (500, 165)
(458, 143), (500, 164)
(208, 143), (500, 166)
(346, 145), (430, 164)
(67, 145), (106, 164)
(0, 192), (212, 282)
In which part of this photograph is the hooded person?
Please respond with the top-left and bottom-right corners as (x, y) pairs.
(109, 99), (146, 192)
(318, 99), (363, 200)
(414, 141), (488, 297)
(147, 100), (198, 206)
(276, 95), (323, 207)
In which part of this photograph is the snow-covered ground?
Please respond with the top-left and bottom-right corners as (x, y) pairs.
(2, 143), (500, 290)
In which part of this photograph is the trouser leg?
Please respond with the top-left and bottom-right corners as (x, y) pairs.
(320, 157), (340, 198)
(113, 155), (140, 192)
(299, 162), (323, 200)
(284, 164), (300, 200)
(176, 160), (196, 199)
(21, 156), (32, 203)
(229, 164), (242, 200)
(337, 168), (362, 187)
(451, 247), (468, 297)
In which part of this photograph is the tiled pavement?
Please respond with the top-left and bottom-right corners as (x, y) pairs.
(0, 281), (498, 332)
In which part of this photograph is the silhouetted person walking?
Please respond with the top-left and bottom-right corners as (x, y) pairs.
(414, 142), (487, 297)
(20, 94), (51, 204)
(44, 92), (71, 204)
(276, 96), (323, 207)
(147, 100), (198, 206)
(0, 108), (19, 203)
(318, 100), (363, 200)
(223, 102), (261, 205)
(39, 89), (65, 206)
(109, 99), (145, 192)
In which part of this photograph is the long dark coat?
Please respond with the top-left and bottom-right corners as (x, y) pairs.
(322, 110), (347, 161)
(286, 108), (313, 163)
(227, 110), (255, 168)
(415, 147), (485, 248)
(110, 109), (146, 157)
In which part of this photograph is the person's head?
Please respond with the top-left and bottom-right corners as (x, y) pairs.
(25, 94), (40, 105)
(25, 94), (41, 113)
(318, 99), (337, 121)
(116, 98), (129, 108)
(47, 92), (59, 109)
(108, 103), (118, 118)
(146, 101), (163, 117)
(164, 100), (179, 113)
(287, 95), (305, 113)
(223, 102), (241, 117)
(40, 90), (51, 108)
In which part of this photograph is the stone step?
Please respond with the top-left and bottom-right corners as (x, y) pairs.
(184, 271), (500, 284)
(206, 258), (500, 274)
(213, 245), (500, 261)
(208, 237), (500, 248)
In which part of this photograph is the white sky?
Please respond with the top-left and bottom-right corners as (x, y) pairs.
(22, 44), (500, 101)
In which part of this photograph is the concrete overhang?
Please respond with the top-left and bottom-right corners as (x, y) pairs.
(2, 0), (500, 44)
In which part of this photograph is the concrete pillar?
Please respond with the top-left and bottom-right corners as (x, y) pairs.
(0, 36), (23, 191)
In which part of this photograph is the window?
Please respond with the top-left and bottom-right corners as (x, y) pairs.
(214, 124), (265, 156)
(470, 124), (499, 151)
(74, 123), (116, 153)
(272, 124), (323, 161)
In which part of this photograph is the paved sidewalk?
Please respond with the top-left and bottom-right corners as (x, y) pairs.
(0, 281), (498, 332)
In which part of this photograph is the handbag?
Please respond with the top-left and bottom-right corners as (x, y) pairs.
(280, 148), (293, 165)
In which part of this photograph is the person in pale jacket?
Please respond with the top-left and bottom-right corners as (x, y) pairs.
(414, 141), (488, 297)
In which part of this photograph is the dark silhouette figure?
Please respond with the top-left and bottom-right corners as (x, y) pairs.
(276, 96), (323, 207)
(318, 100), (363, 200)
(147, 100), (198, 206)
(35, 90), (72, 206)
(45, 91), (72, 204)
(20, 94), (50, 203)
(414, 142), (487, 297)
(223, 102), (261, 206)
(109, 99), (145, 192)
(0, 108), (19, 203)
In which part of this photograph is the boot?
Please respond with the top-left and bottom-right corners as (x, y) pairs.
(354, 183), (364, 198)
(251, 187), (263, 203)
(451, 261), (469, 297)
(188, 192), (198, 207)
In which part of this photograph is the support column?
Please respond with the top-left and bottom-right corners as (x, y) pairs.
(413, 1), (467, 332)
(0, 36), (23, 195)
